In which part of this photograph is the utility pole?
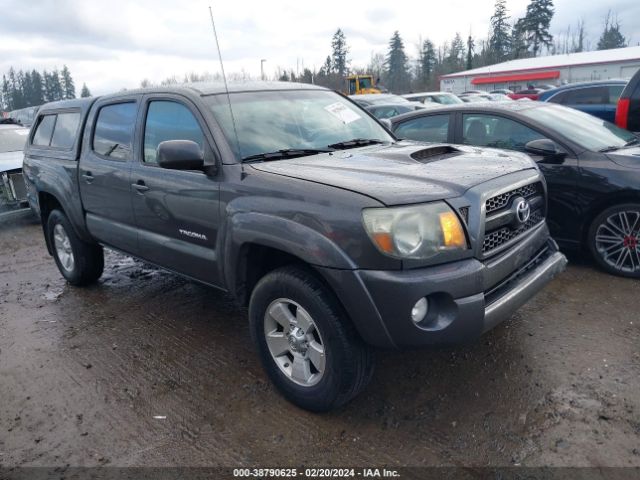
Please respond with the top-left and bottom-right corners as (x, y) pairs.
(261, 59), (267, 80)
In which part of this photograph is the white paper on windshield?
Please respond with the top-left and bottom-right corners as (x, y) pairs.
(324, 102), (361, 124)
(14, 130), (28, 136)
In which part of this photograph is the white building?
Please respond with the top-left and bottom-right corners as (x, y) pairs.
(440, 46), (640, 93)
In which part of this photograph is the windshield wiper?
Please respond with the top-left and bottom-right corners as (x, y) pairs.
(327, 138), (385, 150)
(599, 138), (640, 152)
(242, 148), (332, 163)
(598, 145), (623, 153)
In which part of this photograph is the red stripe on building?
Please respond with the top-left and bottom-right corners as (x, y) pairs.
(470, 71), (561, 85)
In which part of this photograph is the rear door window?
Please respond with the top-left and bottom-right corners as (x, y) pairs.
(93, 102), (137, 160)
(50, 112), (81, 149)
(394, 114), (450, 143)
(566, 87), (607, 105)
(32, 115), (56, 146)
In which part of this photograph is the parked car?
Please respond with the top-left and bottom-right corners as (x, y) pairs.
(460, 95), (488, 103)
(390, 102), (640, 278)
(486, 93), (513, 102)
(23, 82), (566, 411)
(616, 68), (640, 133)
(490, 89), (513, 95)
(539, 80), (627, 123)
(8, 105), (40, 127)
(508, 89), (542, 100)
(349, 93), (411, 107)
(0, 120), (30, 214)
(402, 92), (463, 105)
(365, 103), (427, 119)
(462, 90), (484, 95)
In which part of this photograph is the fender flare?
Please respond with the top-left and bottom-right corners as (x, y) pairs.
(222, 212), (356, 296)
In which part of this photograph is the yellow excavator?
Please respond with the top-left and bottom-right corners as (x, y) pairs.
(345, 75), (382, 95)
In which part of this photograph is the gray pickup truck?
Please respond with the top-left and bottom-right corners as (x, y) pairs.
(22, 82), (566, 411)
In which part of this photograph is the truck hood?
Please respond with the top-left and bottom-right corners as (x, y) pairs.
(0, 150), (23, 172)
(606, 146), (640, 169)
(250, 143), (537, 205)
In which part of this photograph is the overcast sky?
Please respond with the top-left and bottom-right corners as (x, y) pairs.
(0, 0), (638, 95)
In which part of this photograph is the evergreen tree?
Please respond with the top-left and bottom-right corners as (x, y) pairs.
(22, 71), (34, 108)
(320, 55), (332, 76)
(519, 0), (554, 56)
(466, 35), (475, 70)
(51, 70), (63, 101)
(80, 83), (92, 97)
(8, 68), (23, 110)
(445, 33), (465, 72)
(384, 31), (410, 93)
(418, 39), (437, 88)
(573, 19), (585, 53)
(61, 65), (76, 99)
(1, 75), (11, 111)
(489, 0), (511, 62)
(511, 18), (531, 59)
(330, 29), (349, 77)
(597, 12), (627, 50)
(30, 70), (45, 105)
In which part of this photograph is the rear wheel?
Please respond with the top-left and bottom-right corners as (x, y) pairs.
(249, 266), (374, 412)
(588, 204), (640, 278)
(47, 209), (104, 286)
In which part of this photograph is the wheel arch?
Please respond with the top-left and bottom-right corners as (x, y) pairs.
(581, 190), (640, 246)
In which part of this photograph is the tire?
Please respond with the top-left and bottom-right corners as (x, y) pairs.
(587, 203), (640, 278)
(249, 266), (374, 412)
(46, 209), (104, 286)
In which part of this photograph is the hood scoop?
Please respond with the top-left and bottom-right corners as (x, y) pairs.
(410, 145), (462, 163)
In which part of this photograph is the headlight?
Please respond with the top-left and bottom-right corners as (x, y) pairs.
(362, 202), (467, 259)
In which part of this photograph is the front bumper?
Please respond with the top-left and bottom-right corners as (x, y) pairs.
(317, 226), (567, 349)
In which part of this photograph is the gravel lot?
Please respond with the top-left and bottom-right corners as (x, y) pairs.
(1, 216), (639, 468)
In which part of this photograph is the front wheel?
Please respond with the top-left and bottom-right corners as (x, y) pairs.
(46, 209), (104, 286)
(249, 266), (374, 412)
(587, 204), (640, 278)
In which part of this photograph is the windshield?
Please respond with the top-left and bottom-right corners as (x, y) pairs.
(207, 90), (394, 159)
(435, 94), (463, 105)
(521, 104), (637, 152)
(0, 127), (29, 153)
(368, 94), (408, 105)
(358, 77), (372, 89)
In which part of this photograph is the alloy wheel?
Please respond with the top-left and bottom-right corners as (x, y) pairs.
(263, 298), (326, 387)
(594, 210), (640, 274)
(53, 223), (75, 272)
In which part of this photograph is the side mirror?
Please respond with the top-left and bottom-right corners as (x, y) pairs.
(525, 139), (566, 163)
(157, 140), (204, 171)
(379, 118), (392, 131)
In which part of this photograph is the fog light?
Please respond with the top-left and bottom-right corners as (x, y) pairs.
(411, 297), (429, 324)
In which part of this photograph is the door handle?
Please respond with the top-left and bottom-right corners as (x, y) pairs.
(82, 172), (94, 183)
(132, 181), (149, 193)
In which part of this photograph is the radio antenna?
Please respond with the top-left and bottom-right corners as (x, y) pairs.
(208, 6), (242, 160)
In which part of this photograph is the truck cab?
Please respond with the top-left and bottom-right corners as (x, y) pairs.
(346, 75), (381, 95)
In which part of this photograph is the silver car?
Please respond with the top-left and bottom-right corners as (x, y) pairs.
(0, 121), (29, 214)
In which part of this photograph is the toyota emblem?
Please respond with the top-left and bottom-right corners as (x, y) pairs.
(516, 199), (531, 224)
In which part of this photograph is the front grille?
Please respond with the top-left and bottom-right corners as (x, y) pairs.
(485, 182), (541, 215)
(483, 211), (543, 253)
(482, 181), (545, 256)
(9, 173), (27, 201)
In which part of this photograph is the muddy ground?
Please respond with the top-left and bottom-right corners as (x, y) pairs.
(1, 216), (639, 468)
